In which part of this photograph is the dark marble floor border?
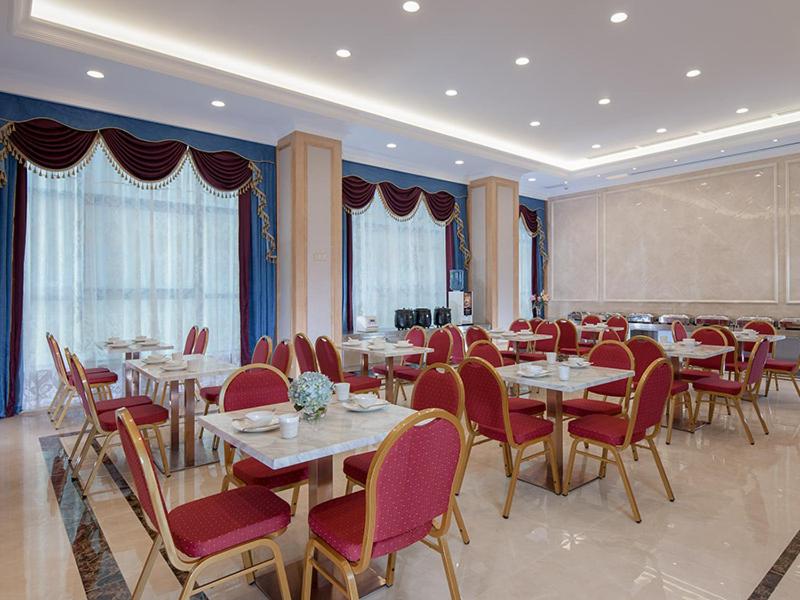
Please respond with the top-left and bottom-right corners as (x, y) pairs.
(749, 529), (800, 599)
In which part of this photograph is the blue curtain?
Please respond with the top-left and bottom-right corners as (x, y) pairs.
(0, 151), (22, 418)
(249, 162), (277, 346)
(520, 196), (547, 295)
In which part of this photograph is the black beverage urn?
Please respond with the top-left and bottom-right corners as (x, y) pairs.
(434, 306), (452, 327)
(414, 308), (432, 328)
(394, 308), (415, 330)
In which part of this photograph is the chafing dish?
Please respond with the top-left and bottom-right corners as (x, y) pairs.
(627, 312), (655, 324)
(568, 311), (587, 322)
(658, 314), (691, 324)
(779, 318), (800, 330)
(735, 316), (775, 328)
(695, 315), (730, 326)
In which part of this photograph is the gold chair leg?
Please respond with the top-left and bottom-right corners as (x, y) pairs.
(151, 425), (171, 477)
(53, 390), (74, 429)
(732, 398), (754, 444)
(707, 395), (717, 424)
(647, 439), (674, 501)
(290, 484), (301, 516)
(599, 447), (609, 479)
(385, 552), (397, 586)
(438, 537), (462, 600)
(684, 392), (695, 428)
(765, 372), (773, 395)
(48, 383), (66, 417)
(562, 438), (580, 496)
(751, 396), (769, 435)
(178, 566), (202, 600)
(83, 433), (115, 497)
(266, 539), (292, 600)
(666, 395), (677, 445)
(198, 402), (210, 440)
(68, 419), (91, 465)
(501, 448), (524, 518)
(73, 430), (97, 479)
(692, 391), (704, 427)
(610, 447), (641, 523)
(792, 374), (800, 398)
(301, 541), (315, 600)
(631, 445), (639, 461)
(242, 550), (255, 585)
(131, 535), (162, 600)
(502, 443), (512, 478)
(452, 498), (470, 544)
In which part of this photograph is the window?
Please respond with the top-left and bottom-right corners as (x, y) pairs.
(351, 197), (446, 329)
(519, 219), (533, 319)
(22, 152), (240, 409)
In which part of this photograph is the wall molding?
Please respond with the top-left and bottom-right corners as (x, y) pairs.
(786, 158), (800, 304)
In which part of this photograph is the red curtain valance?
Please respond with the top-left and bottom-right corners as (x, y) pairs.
(342, 174), (456, 224)
(519, 204), (543, 237)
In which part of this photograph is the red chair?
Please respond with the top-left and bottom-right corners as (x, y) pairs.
(578, 314), (602, 350)
(302, 408), (465, 600)
(444, 324), (466, 365)
(464, 341), (545, 415)
(713, 326), (747, 381)
(677, 327), (727, 381)
(607, 314), (629, 340)
(693, 338), (770, 444)
(373, 326), (426, 376)
(563, 359), (675, 523)
(183, 325), (199, 354)
(528, 317), (544, 334)
(500, 318), (532, 362)
(671, 321), (688, 342)
(294, 333), (318, 373)
(192, 327), (209, 354)
(765, 353), (800, 398)
(519, 320), (560, 361)
(219, 364), (308, 514)
(393, 328), (452, 390)
(342, 364), (471, 545)
(458, 357), (559, 518)
(562, 341), (634, 419)
(555, 319), (580, 355)
(68, 352), (169, 497)
(270, 339), (294, 376)
(465, 325), (490, 348)
(600, 329), (621, 342)
(115, 407), (291, 600)
(316, 336), (381, 393)
(742, 320), (778, 357)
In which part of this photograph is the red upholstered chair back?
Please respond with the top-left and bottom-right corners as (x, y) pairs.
(625, 336), (666, 383)
(508, 318), (531, 352)
(465, 325), (490, 348)
(744, 338), (770, 388)
(743, 320), (777, 354)
(192, 327), (209, 354)
(671, 321), (687, 342)
(183, 325), (198, 355)
(688, 327), (727, 372)
(269, 340), (293, 376)
(403, 326), (427, 366)
(466, 340), (504, 368)
(427, 329), (453, 364)
(607, 315), (629, 339)
(411, 364), (464, 418)
(713, 327), (739, 370)
(444, 325), (465, 363)
(66, 351), (99, 426)
(628, 359), (673, 437)
(580, 315), (601, 342)
(533, 321), (559, 353)
(555, 319), (578, 352)
(315, 336), (345, 383)
(251, 336), (272, 365)
(528, 318), (544, 333)
(46, 333), (69, 384)
(365, 410), (463, 554)
(116, 408), (169, 535)
(219, 364), (290, 412)
(294, 333), (318, 373)
(458, 357), (507, 433)
(586, 341), (634, 398)
(600, 329), (621, 342)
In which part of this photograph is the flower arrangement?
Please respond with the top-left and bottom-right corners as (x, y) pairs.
(531, 292), (549, 318)
(289, 372), (333, 421)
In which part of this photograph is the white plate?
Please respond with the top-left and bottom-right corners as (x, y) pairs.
(395, 342), (413, 348)
(232, 417), (279, 433)
(108, 342), (130, 348)
(517, 370), (550, 379)
(133, 336), (148, 342)
(143, 355), (167, 364)
(343, 340), (362, 346)
(138, 339), (160, 346)
(162, 362), (187, 371)
(567, 362), (591, 369)
(342, 400), (388, 412)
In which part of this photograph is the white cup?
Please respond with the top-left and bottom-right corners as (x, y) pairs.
(558, 364), (571, 381)
(567, 356), (581, 366)
(279, 414), (300, 439)
(172, 352), (183, 361)
(187, 357), (202, 372)
(546, 352), (557, 365)
(334, 382), (351, 402)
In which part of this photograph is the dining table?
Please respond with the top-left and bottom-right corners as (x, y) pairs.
(495, 361), (634, 493)
(490, 331), (553, 362)
(198, 399), (417, 599)
(126, 354), (236, 471)
(339, 341), (433, 404)
(96, 339), (174, 395)
(732, 331), (786, 344)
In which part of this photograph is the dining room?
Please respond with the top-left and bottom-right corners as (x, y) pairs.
(2, 1), (800, 599)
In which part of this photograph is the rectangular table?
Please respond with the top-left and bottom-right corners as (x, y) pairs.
(495, 362), (634, 492)
(199, 400), (416, 599)
(576, 324), (625, 333)
(126, 355), (236, 471)
(96, 340), (174, 395)
(490, 332), (553, 362)
(338, 342), (433, 404)
(732, 331), (786, 343)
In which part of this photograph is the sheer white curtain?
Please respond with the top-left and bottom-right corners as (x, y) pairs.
(519, 219), (533, 319)
(22, 151), (240, 410)
(351, 197), (446, 329)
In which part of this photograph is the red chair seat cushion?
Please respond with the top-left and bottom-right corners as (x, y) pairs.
(342, 450), (375, 485)
(519, 352), (546, 362)
(568, 414), (644, 446)
(478, 413), (553, 445)
(98, 403), (168, 431)
(500, 350), (518, 361)
(200, 385), (221, 403)
(507, 397), (546, 415)
(562, 398), (623, 418)
(392, 365), (422, 382)
(84, 370), (118, 385)
(693, 376), (742, 395)
(678, 368), (717, 381)
(309, 490), (430, 562)
(169, 485), (291, 558)
(232, 457), (309, 489)
(671, 380), (690, 395)
(95, 395), (152, 413)
(501, 357), (516, 367)
(560, 347), (579, 356)
(765, 358), (797, 373)
(344, 375), (381, 392)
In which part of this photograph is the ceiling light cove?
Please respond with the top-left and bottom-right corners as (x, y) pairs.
(335, 48), (351, 58)
(86, 69), (104, 78)
(610, 12), (628, 24)
(402, 2), (420, 13)
(598, 98), (611, 105)
(445, 89), (458, 97)
(686, 69), (702, 78)
(515, 56), (530, 66)
(210, 99), (225, 107)
(386, 143), (397, 149)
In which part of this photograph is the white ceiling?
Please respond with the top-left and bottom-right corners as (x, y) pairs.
(3, 0), (800, 197)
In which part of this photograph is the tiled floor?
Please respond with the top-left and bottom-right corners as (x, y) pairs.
(2, 382), (800, 600)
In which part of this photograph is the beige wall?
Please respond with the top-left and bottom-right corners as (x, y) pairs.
(548, 153), (800, 320)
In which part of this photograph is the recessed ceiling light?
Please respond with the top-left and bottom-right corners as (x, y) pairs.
(211, 100), (225, 107)
(598, 97), (611, 105)
(591, 144), (602, 149)
(656, 127), (667, 133)
(336, 49), (351, 58)
(454, 159), (464, 165)
(673, 159), (679, 162)
(632, 167), (637, 170)
(686, 69), (702, 78)
(736, 107), (749, 114)
(527, 177), (536, 182)
(773, 138), (779, 143)
(720, 149), (726, 153)
(402, 1), (420, 12)
(386, 143), (397, 149)
(445, 89), (458, 97)
(563, 180), (569, 185)
(515, 57), (530, 66)
(610, 12), (628, 24)
(529, 120), (541, 127)
(86, 70), (104, 79)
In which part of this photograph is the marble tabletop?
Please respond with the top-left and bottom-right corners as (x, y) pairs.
(338, 341), (434, 359)
(577, 325), (625, 333)
(662, 343), (733, 359)
(732, 331), (786, 343)
(96, 340), (174, 353)
(125, 354), (237, 383)
(495, 361), (634, 394)
(198, 400), (416, 469)
(489, 332), (552, 342)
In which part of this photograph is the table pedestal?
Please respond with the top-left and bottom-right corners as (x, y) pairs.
(667, 356), (708, 434)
